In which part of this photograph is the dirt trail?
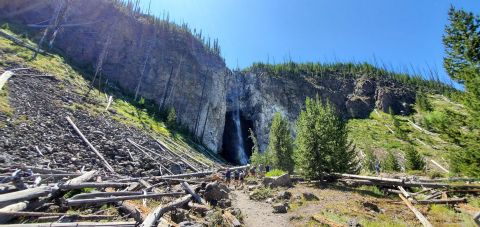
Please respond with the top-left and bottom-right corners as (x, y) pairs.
(232, 190), (290, 227)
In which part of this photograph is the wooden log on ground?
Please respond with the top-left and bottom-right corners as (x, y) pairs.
(398, 194), (433, 227)
(140, 195), (192, 227)
(0, 211), (115, 218)
(0, 30), (48, 55)
(416, 198), (467, 205)
(154, 139), (200, 172)
(66, 117), (115, 173)
(187, 201), (210, 214)
(58, 182), (129, 190)
(311, 214), (346, 227)
(430, 159), (449, 173)
(181, 182), (206, 205)
(0, 186), (52, 207)
(70, 191), (144, 200)
(0, 202), (28, 223)
(66, 192), (185, 206)
(0, 71), (13, 90)
(223, 211), (241, 227)
(0, 222), (136, 227)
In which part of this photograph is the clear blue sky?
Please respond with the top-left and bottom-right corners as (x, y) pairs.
(137, 0), (480, 86)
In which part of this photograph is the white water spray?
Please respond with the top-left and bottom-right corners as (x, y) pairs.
(232, 76), (248, 165)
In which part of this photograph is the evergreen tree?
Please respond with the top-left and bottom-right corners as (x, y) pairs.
(443, 6), (480, 124)
(416, 92), (433, 112)
(443, 7), (480, 177)
(405, 146), (425, 171)
(363, 145), (377, 173)
(295, 96), (358, 179)
(166, 107), (176, 128)
(267, 112), (294, 173)
(382, 150), (401, 172)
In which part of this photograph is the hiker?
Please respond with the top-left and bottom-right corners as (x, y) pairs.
(250, 165), (256, 178)
(239, 170), (245, 186)
(234, 170), (240, 188)
(258, 164), (265, 178)
(265, 165), (271, 173)
(374, 160), (380, 175)
(225, 169), (232, 186)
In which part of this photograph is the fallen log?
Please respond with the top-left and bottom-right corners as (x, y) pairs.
(155, 139), (200, 172)
(311, 214), (346, 227)
(0, 170), (97, 223)
(181, 182), (205, 205)
(66, 117), (115, 173)
(0, 30), (48, 55)
(416, 198), (467, 205)
(398, 194), (433, 227)
(58, 182), (129, 190)
(0, 222), (136, 227)
(0, 71), (13, 90)
(0, 186), (52, 207)
(70, 191), (144, 200)
(0, 211), (115, 218)
(223, 211), (241, 227)
(66, 192), (185, 206)
(140, 194), (192, 227)
(187, 201), (210, 214)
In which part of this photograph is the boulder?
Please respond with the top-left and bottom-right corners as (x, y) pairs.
(272, 203), (288, 213)
(179, 221), (203, 227)
(302, 192), (319, 201)
(204, 182), (229, 203)
(171, 208), (189, 223)
(276, 191), (292, 200)
(218, 198), (232, 208)
(263, 173), (292, 187)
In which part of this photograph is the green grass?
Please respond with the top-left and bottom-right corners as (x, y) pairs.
(348, 94), (469, 176)
(265, 169), (286, 177)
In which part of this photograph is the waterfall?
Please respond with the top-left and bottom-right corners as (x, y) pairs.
(233, 107), (248, 165)
(232, 76), (248, 165)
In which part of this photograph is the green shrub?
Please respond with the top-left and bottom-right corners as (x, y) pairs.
(166, 107), (176, 128)
(416, 92), (433, 112)
(265, 169), (286, 177)
(362, 145), (377, 173)
(249, 187), (274, 201)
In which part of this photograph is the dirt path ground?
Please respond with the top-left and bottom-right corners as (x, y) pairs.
(232, 189), (290, 227)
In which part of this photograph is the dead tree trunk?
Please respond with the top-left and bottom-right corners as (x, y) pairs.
(140, 195), (192, 227)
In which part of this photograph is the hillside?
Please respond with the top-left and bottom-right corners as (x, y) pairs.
(0, 25), (224, 175)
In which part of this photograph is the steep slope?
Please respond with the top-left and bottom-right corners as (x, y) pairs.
(0, 27), (223, 175)
(0, 0), (228, 152)
(348, 94), (470, 175)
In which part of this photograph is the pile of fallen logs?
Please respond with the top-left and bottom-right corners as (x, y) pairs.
(335, 173), (480, 226)
(0, 163), (249, 226)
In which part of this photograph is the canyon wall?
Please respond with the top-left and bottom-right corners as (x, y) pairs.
(227, 70), (415, 152)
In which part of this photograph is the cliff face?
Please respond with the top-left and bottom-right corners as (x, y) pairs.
(227, 71), (415, 152)
(0, 0), (228, 152)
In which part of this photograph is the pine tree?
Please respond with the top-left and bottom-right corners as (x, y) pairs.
(443, 7), (480, 177)
(389, 107), (406, 140)
(416, 92), (433, 112)
(166, 107), (176, 129)
(267, 112), (294, 173)
(382, 150), (401, 172)
(405, 146), (425, 171)
(295, 96), (358, 179)
(443, 6), (480, 124)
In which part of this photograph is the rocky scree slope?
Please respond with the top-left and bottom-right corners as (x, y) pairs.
(0, 31), (219, 176)
(0, 0), (228, 152)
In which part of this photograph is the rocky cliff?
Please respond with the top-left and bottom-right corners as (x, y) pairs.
(0, 0), (228, 152)
(227, 69), (416, 152)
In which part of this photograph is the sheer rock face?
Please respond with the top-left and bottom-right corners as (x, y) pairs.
(227, 72), (415, 152)
(0, 0), (228, 152)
